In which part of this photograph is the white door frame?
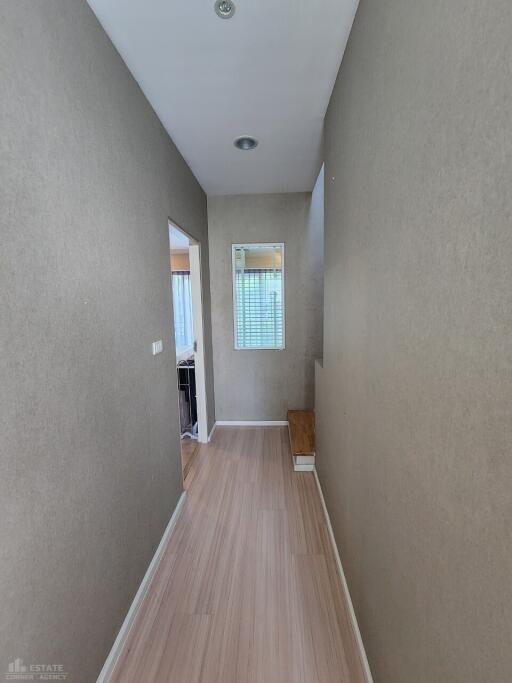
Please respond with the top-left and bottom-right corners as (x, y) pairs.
(188, 243), (208, 443)
(169, 220), (208, 444)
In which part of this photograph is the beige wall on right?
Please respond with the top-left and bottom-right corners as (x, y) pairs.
(317, 1), (512, 682)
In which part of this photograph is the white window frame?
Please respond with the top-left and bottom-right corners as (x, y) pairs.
(231, 242), (286, 351)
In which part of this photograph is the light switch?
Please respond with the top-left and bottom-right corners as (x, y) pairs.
(152, 340), (163, 355)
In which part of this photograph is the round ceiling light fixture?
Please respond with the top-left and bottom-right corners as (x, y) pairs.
(214, 0), (236, 19)
(234, 136), (258, 151)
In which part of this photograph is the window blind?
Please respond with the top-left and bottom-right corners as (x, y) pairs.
(233, 245), (284, 349)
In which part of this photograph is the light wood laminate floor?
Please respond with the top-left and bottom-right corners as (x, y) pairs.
(110, 427), (367, 683)
(181, 438), (198, 485)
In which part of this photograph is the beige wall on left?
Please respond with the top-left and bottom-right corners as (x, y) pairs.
(0, 2), (215, 681)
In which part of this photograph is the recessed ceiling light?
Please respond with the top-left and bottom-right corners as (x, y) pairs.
(234, 136), (258, 151)
(214, 0), (236, 19)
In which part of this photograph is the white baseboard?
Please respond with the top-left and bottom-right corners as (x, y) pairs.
(96, 491), (187, 683)
(215, 420), (289, 427)
(293, 459), (315, 472)
(313, 470), (374, 683)
(208, 422), (217, 442)
(207, 420), (287, 439)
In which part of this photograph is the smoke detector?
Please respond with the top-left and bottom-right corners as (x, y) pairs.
(214, 0), (236, 19)
(234, 136), (258, 151)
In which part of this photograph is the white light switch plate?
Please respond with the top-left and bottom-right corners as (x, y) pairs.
(152, 340), (163, 355)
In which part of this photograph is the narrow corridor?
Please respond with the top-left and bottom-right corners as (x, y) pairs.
(109, 427), (366, 682)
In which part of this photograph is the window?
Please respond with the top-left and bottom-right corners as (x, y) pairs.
(232, 243), (285, 350)
(172, 271), (194, 349)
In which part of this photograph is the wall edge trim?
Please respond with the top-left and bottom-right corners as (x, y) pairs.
(208, 422), (217, 442)
(313, 470), (374, 683)
(96, 491), (187, 682)
(215, 420), (289, 427)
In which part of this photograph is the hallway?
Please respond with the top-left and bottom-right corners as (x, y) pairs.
(109, 427), (367, 682)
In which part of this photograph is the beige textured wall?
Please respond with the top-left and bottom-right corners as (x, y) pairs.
(208, 191), (324, 420)
(0, 1), (214, 680)
(317, 1), (512, 681)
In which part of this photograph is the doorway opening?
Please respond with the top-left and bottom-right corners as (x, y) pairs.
(168, 220), (208, 486)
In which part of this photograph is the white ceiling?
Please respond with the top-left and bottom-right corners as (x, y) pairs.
(87, 0), (358, 195)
